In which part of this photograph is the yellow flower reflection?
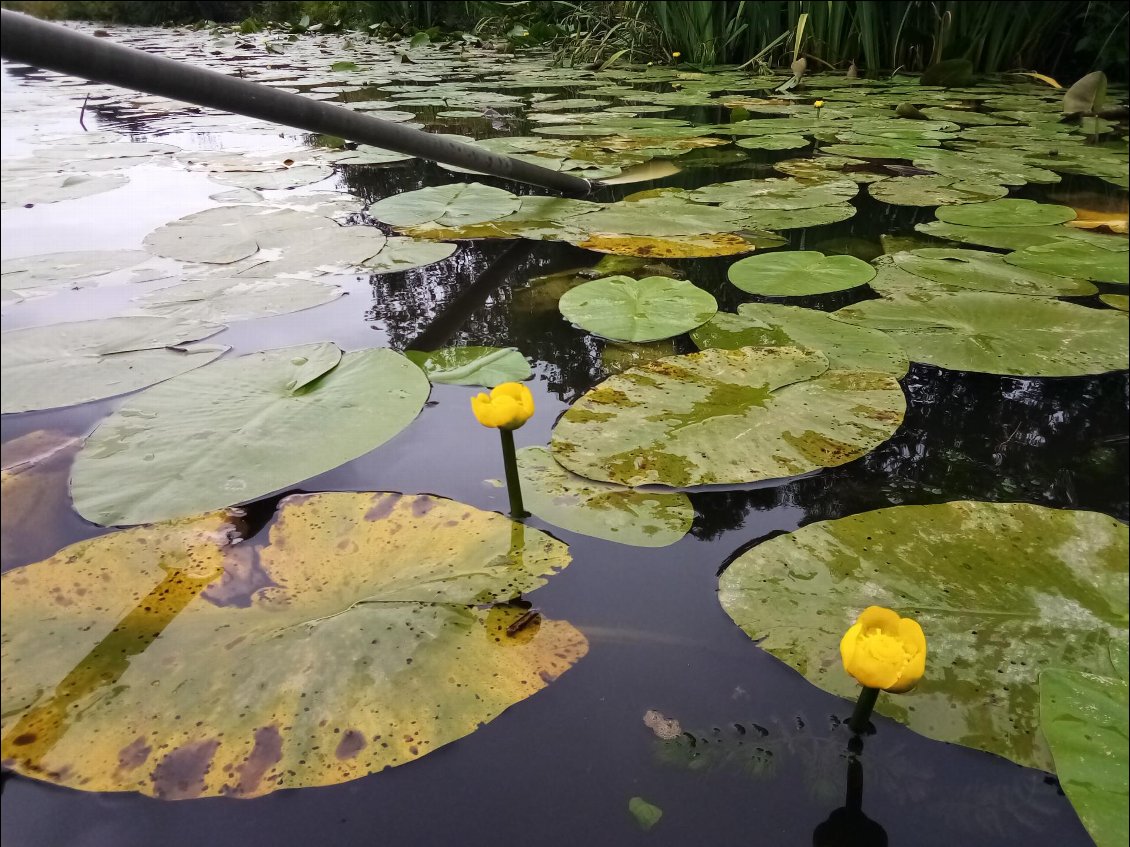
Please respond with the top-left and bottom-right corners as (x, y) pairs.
(470, 382), (535, 431)
(839, 606), (926, 693)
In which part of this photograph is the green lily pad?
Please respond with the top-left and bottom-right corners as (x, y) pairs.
(1, 172), (128, 210)
(835, 292), (1129, 375)
(690, 304), (908, 376)
(868, 176), (1009, 206)
(1041, 669), (1129, 847)
(916, 221), (1129, 253)
(558, 275), (718, 342)
(517, 447), (692, 547)
(736, 135), (810, 151)
(936, 199), (1076, 227)
(71, 344), (430, 526)
(362, 238), (458, 273)
(890, 248), (1098, 296)
(1, 317), (227, 414)
(740, 204), (858, 230)
(405, 346), (531, 387)
(1101, 294), (1129, 311)
(370, 183), (521, 228)
(209, 164), (333, 191)
(718, 501), (1128, 771)
(0, 493), (585, 798)
(1, 250), (152, 291)
(1005, 240), (1129, 285)
(550, 347), (905, 487)
(691, 177), (858, 211)
(728, 251), (876, 296)
(137, 277), (343, 322)
(628, 797), (664, 831)
(143, 206), (387, 274)
(577, 199), (745, 238)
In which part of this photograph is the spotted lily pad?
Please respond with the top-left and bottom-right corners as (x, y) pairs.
(718, 501), (1128, 771)
(1004, 240), (1129, 285)
(370, 183), (521, 228)
(1, 317), (227, 414)
(517, 447), (692, 547)
(405, 346), (530, 387)
(550, 347), (905, 487)
(936, 199), (1076, 227)
(558, 275), (717, 342)
(890, 248), (1098, 296)
(0, 492), (585, 798)
(835, 292), (1128, 375)
(71, 344), (430, 526)
(1041, 668), (1129, 847)
(728, 251), (876, 296)
(690, 304), (908, 376)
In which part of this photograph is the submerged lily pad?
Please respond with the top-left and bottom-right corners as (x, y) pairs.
(405, 346), (530, 387)
(550, 347), (905, 487)
(370, 183), (521, 228)
(558, 276), (718, 342)
(718, 501), (1128, 771)
(690, 304), (908, 376)
(890, 248), (1098, 296)
(835, 292), (1129, 375)
(138, 277), (344, 322)
(1, 317), (227, 414)
(936, 199), (1076, 227)
(1004, 240), (1129, 285)
(728, 251), (875, 296)
(71, 344), (430, 526)
(517, 447), (692, 547)
(0, 492), (585, 798)
(1041, 668), (1129, 847)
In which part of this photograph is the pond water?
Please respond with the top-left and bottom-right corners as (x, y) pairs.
(2, 23), (1128, 847)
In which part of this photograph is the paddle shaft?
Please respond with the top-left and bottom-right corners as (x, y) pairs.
(0, 10), (596, 196)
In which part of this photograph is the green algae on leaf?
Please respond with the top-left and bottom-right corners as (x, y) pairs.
(727, 251), (875, 296)
(1040, 669), (1129, 847)
(1, 317), (227, 414)
(405, 346), (530, 387)
(835, 292), (1129, 376)
(517, 446), (692, 547)
(0, 493), (585, 798)
(691, 304), (908, 376)
(70, 344), (429, 526)
(718, 501), (1129, 771)
(558, 275), (718, 342)
(551, 347), (904, 487)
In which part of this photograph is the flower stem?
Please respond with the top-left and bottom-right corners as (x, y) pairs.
(499, 429), (528, 519)
(848, 686), (880, 735)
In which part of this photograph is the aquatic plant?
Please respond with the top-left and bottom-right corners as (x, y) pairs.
(472, 382), (536, 517)
(840, 606), (927, 733)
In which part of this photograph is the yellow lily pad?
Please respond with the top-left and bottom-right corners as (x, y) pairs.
(571, 232), (777, 259)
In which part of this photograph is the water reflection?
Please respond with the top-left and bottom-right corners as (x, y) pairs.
(812, 737), (888, 847)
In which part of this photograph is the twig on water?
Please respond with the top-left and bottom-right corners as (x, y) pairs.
(79, 93), (89, 130)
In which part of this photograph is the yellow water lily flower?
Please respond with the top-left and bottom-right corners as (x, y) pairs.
(839, 606), (926, 693)
(672, 51), (681, 59)
(471, 382), (535, 430)
(813, 99), (825, 108)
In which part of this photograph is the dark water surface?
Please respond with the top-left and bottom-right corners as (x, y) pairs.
(2, 30), (1127, 847)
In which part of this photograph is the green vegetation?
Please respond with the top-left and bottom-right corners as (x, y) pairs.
(2, 0), (1127, 78)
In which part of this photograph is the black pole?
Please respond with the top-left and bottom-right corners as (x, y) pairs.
(0, 10), (596, 197)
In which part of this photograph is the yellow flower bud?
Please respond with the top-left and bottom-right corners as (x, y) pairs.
(839, 606), (926, 693)
(672, 51), (681, 58)
(470, 382), (535, 431)
(814, 99), (825, 108)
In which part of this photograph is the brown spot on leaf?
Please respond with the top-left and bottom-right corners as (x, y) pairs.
(117, 736), (151, 772)
(365, 493), (402, 521)
(411, 496), (436, 517)
(233, 725), (283, 796)
(201, 545), (276, 608)
(151, 739), (220, 800)
(334, 729), (367, 760)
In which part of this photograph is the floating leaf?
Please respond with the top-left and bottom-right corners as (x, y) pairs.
(1, 250), (151, 291)
(578, 199), (746, 237)
(916, 221), (1129, 252)
(890, 248), (1098, 296)
(370, 183), (521, 228)
(1101, 294), (1129, 311)
(405, 347), (531, 387)
(362, 238), (457, 273)
(740, 204), (858, 230)
(835, 292), (1128, 375)
(718, 501), (1128, 770)
(868, 176), (1008, 206)
(1004, 240), (1129, 285)
(517, 447), (692, 547)
(628, 797), (664, 831)
(71, 344), (430, 526)
(736, 135), (810, 151)
(936, 199), (1076, 228)
(1, 431), (83, 569)
(1041, 669), (1129, 847)
(1064, 71), (1108, 115)
(1, 317), (227, 414)
(137, 277), (344, 322)
(728, 251), (875, 296)
(208, 164), (333, 191)
(550, 347), (904, 487)
(558, 275), (717, 342)
(690, 304), (908, 376)
(0, 492), (584, 798)
(571, 232), (774, 258)
(1, 172), (127, 210)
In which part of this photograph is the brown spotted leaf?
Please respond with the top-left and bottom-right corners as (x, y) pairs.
(0, 493), (584, 798)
